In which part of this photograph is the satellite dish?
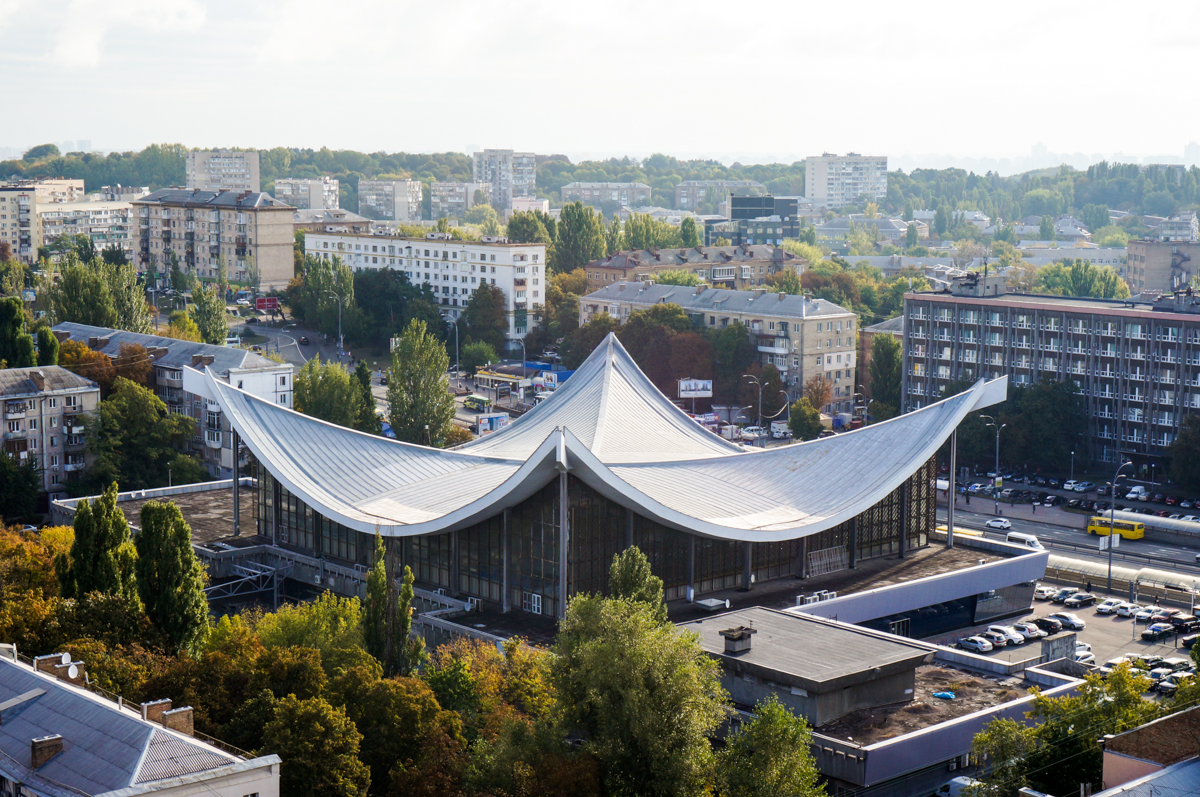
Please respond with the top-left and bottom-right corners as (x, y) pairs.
(67, 664), (78, 680)
(60, 652), (71, 665)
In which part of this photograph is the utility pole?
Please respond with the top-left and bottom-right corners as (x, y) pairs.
(1108, 460), (1134, 593)
(981, 414), (1006, 515)
(742, 374), (763, 428)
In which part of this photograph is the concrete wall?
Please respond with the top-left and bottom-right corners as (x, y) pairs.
(1103, 752), (1162, 791)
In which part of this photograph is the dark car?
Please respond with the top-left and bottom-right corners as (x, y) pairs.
(1166, 495), (1180, 506)
(1153, 493), (1166, 503)
(1032, 617), (1063, 633)
(299, 336), (310, 345)
(1047, 478), (1061, 489)
(1171, 614), (1200, 632)
(1099, 485), (1111, 496)
(1044, 495), (1063, 507)
(1157, 510), (1172, 517)
(1033, 476), (1048, 486)
(1082, 500), (1096, 511)
(1183, 634), (1199, 649)
(1067, 499), (1082, 508)
(379, 375), (388, 386)
(1143, 623), (1175, 641)
(1064, 592), (1097, 608)
(1011, 475), (1026, 484)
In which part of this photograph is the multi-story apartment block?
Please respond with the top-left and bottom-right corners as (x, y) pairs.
(579, 282), (858, 409)
(132, 188), (295, 289)
(675, 180), (766, 210)
(583, 244), (801, 293)
(185, 148), (261, 192)
(561, 182), (652, 207)
(1161, 211), (1199, 243)
(857, 315), (904, 402)
(805, 152), (888, 209)
(359, 179), (423, 221)
(0, 179), (87, 262)
(305, 232), (547, 345)
(0, 366), (99, 496)
(26, 178), (86, 203)
(900, 276), (1200, 465)
(39, 200), (136, 262)
(274, 176), (339, 210)
(472, 149), (536, 210)
(52, 323), (294, 478)
(95, 184), (149, 201)
(430, 181), (485, 220)
(1125, 239), (1200, 295)
(509, 197), (550, 217)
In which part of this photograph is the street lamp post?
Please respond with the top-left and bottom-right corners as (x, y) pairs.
(1108, 460), (1134, 593)
(1071, 450), (1075, 483)
(981, 415), (1006, 515)
(742, 374), (763, 428)
(324, 290), (344, 360)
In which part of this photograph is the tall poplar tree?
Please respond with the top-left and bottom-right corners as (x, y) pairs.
(56, 482), (138, 601)
(190, 283), (228, 345)
(0, 297), (34, 368)
(136, 500), (209, 654)
(35, 326), (58, 366)
(553, 202), (605, 273)
(386, 318), (455, 446)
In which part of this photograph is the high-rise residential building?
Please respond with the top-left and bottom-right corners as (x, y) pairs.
(273, 177), (339, 211)
(901, 276), (1200, 465)
(1125, 239), (1200, 295)
(1160, 211), (1199, 243)
(674, 180), (766, 210)
(472, 149), (536, 210)
(0, 366), (100, 496)
(430, 181), (486, 220)
(39, 201), (137, 263)
(805, 153), (887, 209)
(305, 231), (547, 345)
(358, 179), (423, 221)
(0, 179), (83, 261)
(185, 149), (261, 192)
(132, 188), (295, 289)
(561, 182), (652, 207)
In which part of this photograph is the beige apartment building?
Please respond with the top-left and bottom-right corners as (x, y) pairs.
(0, 366), (100, 496)
(805, 152), (887, 209)
(1125, 239), (1200, 296)
(185, 149), (261, 192)
(274, 177), (339, 210)
(132, 188), (296, 289)
(583, 244), (802, 293)
(39, 200), (137, 262)
(0, 178), (88, 262)
(472, 149), (536, 210)
(359, 179), (423, 221)
(561, 182), (652, 207)
(579, 282), (858, 410)
(430, 181), (485, 220)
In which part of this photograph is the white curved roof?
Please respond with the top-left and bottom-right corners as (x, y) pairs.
(207, 333), (1006, 542)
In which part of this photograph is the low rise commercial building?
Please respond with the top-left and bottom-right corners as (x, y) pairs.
(508, 197), (549, 218)
(430, 181), (485, 220)
(38, 200), (136, 262)
(579, 281), (858, 407)
(0, 367), (99, 496)
(359, 178), (422, 221)
(273, 176), (339, 210)
(703, 195), (804, 246)
(561, 181), (652, 207)
(583, 243), (800, 292)
(185, 148), (260, 192)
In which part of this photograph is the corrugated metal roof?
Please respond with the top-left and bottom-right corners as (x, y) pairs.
(52, 323), (282, 375)
(0, 366), (96, 397)
(135, 729), (231, 783)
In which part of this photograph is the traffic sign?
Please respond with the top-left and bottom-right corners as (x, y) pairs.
(255, 296), (279, 312)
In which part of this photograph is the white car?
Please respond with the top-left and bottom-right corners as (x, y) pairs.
(1095, 599), (1122, 615)
(1182, 515), (1200, 522)
(985, 518), (1012, 530)
(1134, 607), (1158, 622)
(1034, 585), (1056, 601)
(959, 636), (993, 653)
(740, 426), (768, 439)
(1050, 612), (1086, 630)
(1076, 651), (1096, 665)
(1063, 480), (1078, 491)
(235, 298), (251, 306)
(1076, 641), (1092, 654)
(1116, 603), (1142, 617)
(988, 625), (1025, 646)
(1013, 622), (1046, 640)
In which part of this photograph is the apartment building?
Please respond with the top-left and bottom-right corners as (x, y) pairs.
(561, 182), (652, 207)
(305, 232), (547, 345)
(39, 200), (136, 262)
(805, 152), (888, 209)
(0, 366), (99, 496)
(132, 188), (295, 289)
(273, 176), (339, 210)
(857, 315), (904, 402)
(52, 323), (293, 479)
(1125, 239), (1200, 295)
(0, 179), (87, 263)
(584, 244), (801, 293)
(1161, 211), (1199, 242)
(579, 282), (858, 408)
(95, 184), (148, 201)
(675, 180), (766, 210)
(293, 208), (371, 235)
(901, 276), (1200, 465)
(185, 148), (261, 192)
(430, 181), (485, 220)
(509, 197), (550, 217)
(472, 149), (536, 210)
(359, 178), (423, 221)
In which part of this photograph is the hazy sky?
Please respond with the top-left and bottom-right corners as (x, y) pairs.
(2, 0), (1198, 171)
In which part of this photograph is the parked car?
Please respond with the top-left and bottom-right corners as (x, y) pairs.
(1147, 666), (1177, 682)
(987, 625), (1025, 646)
(1076, 641), (1092, 654)
(299, 336), (310, 345)
(1098, 485), (1111, 496)
(1076, 482), (1096, 492)
(1065, 593), (1097, 608)
(1051, 587), (1080, 604)
(1157, 672), (1194, 695)
(1134, 607), (1159, 622)
(1034, 585), (1057, 601)
(235, 298), (250, 306)
(1047, 479), (1061, 489)
(1116, 603), (1143, 617)
(1151, 608), (1183, 623)
(959, 636), (993, 653)
(1095, 599), (1122, 614)
(1166, 495), (1180, 506)
(1170, 614), (1199, 632)
(1063, 480), (1078, 491)
(981, 630), (1009, 648)
(1067, 499), (1082, 509)
(1153, 493), (1166, 503)
(1076, 650), (1096, 665)
(1183, 515), (1200, 522)
(1081, 500), (1096, 511)
(985, 518), (1012, 530)
(1049, 612), (1086, 630)
(1032, 616), (1063, 633)
(1043, 495), (1063, 507)
(740, 426), (768, 439)
(1181, 499), (1195, 509)
(1142, 623), (1175, 641)
(1183, 634), (1199, 649)
(1127, 486), (1149, 501)
(1013, 622), (1047, 640)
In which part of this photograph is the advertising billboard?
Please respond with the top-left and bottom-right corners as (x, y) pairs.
(678, 379), (713, 398)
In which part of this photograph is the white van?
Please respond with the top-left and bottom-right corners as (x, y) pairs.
(936, 777), (982, 797)
(1006, 531), (1045, 550)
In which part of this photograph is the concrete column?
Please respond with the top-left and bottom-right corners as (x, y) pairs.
(502, 508), (510, 613)
(451, 529), (460, 597)
(687, 535), (696, 602)
(625, 506), (634, 549)
(231, 431), (240, 536)
(797, 536), (808, 579)
(947, 430), (957, 549)
(742, 542), (752, 591)
(899, 481), (909, 559)
(558, 472), (569, 619)
(849, 517), (858, 569)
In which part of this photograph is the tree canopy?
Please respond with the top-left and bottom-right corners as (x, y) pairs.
(387, 318), (455, 446)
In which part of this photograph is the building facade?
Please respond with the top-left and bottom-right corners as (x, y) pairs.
(509, 197), (550, 218)
(805, 153), (888, 209)
(430, 181), (485, 220)
(39, 200), (136, 262)
(0, 367), (99, 496)
(583, 244), (801, 292)
(857, 315), (904, 403)
(901, 279), (1200, 465)
(1124, 239), (1200, 295)
(305, 232), (547, 343)
(292, 208), (372, 235)
(472, 149), (536, 210)
(132, 189), (296, 290)
(359, 179), (423, 221)
(703, 196), (803, 246)
(1160, 211), (1199, 242)
(52, 323), (293, 479)
(0, 179), (88, 263)
(273, 177), (339, 211)
(579, 282), (858, 408)
(561, 182), (652, 207)
(675, 180), (765, 210)
(185, 149), (261, 192)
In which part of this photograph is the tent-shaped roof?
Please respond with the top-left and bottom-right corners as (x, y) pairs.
(207, 334), (1005, 542)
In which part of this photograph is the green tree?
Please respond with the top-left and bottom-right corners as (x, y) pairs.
(103, 260), (153, 333)
(88, 377), (208, 491)
(1081, 203), (1109, 233)
(562, 313), (620, 369)
(354, 676), (460, 794)
(765, 267), (803, 295)
(293, 356), (368, 431)
(35, 326), (59, 366)
(461, 340), (497, 376)
(362, 531), (388, 665)
(1038, 215), (1055, 241)
(1036, 259), (1129, 299)
(387, 319), (456, 447)
(608, 546), (667, 624)
(1093, 225), (1132, 247)
(56, 482), (138, 602)
(463, 283), (509, 354)
(552, 594), (728, 797)
(135, 501), (209, 655)
(869, 333), (902, 412)
(606, 214), (623, 255)
(464, 203), (498, 226)
(905, 222), (919, 249)
(259, 696), (370, 797)
(715, 694), (823, 797)
(189, 283), (228, 345)
(169, 254), (188, 293)
(680, 216), (700, 247)
(963, 717), (1036, 797)
(0, 297), (34, 368)
(0, 452), (40, 518)
(1170, 415), (1200, 493)
(788, 397), (823, 441)
(553, 202), (606, 273)
(23, 143), (59, 160)
(164, 310), (201, 342)
(506, 211), (554, 245)
(653, 269), (703, 287)
(392, 564), (426, 677)
(353, 361), (381, 435)
(46, 261), (118, 329)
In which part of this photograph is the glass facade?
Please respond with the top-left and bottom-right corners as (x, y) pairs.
(249, 454), (937, 617)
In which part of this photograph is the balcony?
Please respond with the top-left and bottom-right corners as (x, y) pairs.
(65, 436), (86, 452)
(4, 402), (27, 418)
(757, 337), (790, 355)
(63, 415), (85, 434)
(205, 430), (222, 449)
(64, 460), (86, 472)
(4, 430), (26, 441)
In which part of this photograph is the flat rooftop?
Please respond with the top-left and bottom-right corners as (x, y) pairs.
(817, 664), (1032, 744)
(684, 607), (932, 692)
(113, 486), (263, 547)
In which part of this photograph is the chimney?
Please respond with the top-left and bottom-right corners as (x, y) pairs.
(29, 370), (45, 391)
(190, 354), (215, 368)
(618, 282), (626, 292)
(141, 698), (172, 723)
(34, 653), (67, 676)
(778, 292), (786, 301)
(696, 285), (706, 294)
(719, 626), (757, 655)
(753, 289), (765, 300)
(31, 735), (63, 769)
(51, 330), (69, 343)
(162, 706), (194, 736)
(54, 660), (85, 686)
(86, 336), (110, 350)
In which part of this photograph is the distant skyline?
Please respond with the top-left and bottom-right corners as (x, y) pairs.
(2, 0), (1198, 177)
